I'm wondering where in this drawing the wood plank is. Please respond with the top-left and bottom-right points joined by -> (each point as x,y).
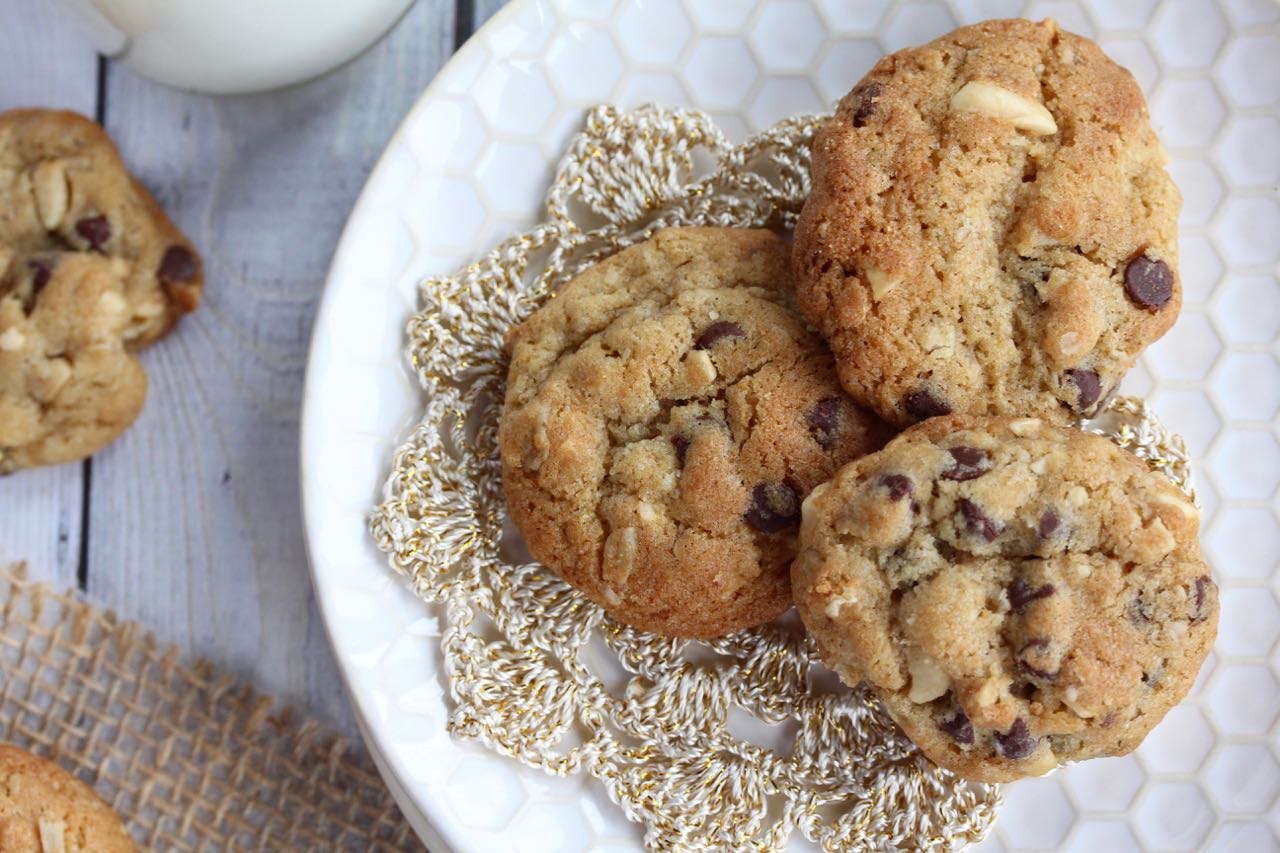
86,0 -> 456,732
0,1 -> 101,585
0,466 -> 85,584
470,0 -> 510,33
0,1 -> 100,111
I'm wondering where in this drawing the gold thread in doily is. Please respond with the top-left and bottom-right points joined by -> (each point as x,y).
370,105 -> 1196,852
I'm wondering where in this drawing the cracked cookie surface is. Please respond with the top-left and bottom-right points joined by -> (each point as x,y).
793,19 -> 1180,426
0,744 -> 137,852
500,228 -> 892,638
0,109 -> 203,472
793,414 -> 1216,782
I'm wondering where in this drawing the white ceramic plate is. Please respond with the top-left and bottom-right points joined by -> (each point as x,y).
301,2 -> 1280,850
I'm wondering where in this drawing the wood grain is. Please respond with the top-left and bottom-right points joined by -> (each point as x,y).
0,1 -> 100,586
85,0 -> 457,730
0,2 -> 99,112
470,0 -> 510,30
0,0 -> 465,734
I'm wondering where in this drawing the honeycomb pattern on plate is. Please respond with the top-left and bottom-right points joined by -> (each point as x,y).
308,1 -> 1280,850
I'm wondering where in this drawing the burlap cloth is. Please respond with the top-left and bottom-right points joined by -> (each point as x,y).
0,563 -> 420,852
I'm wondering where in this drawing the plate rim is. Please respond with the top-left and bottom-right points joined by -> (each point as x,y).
297,2 -> 1277,851
298,1 -> 543,849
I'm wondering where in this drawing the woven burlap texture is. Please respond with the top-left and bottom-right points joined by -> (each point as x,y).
0,564 -> 418,852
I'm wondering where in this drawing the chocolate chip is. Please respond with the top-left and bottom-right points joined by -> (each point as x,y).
904,389 -> 951,421
1194,576 -> 1209,608
1127,594 -> 1154,625
850,81 -> 883,127
958,498 -> 1003,542
1191,575 -> 1213,623
744,482 -> 800,533
880,474 -> 913,502
1016,639 -> 1060,681
942,446 -> 990,481
938,707 -> 975,745
1038,509 -> 1060,539
933,538 -> 959,562
158,245 -> 198,283
1008,579 -> 1055,614
1124,254 -> 1173,311
807,397 -> 840,449
671,435 -> 690,464
1017,663 -> 1059,681
694,321 -> 745,350
1066,368 -> 1101,411
995,718 -> 1038,760
28,259 -> 51,294
1012,682 -> 1038,700
75,215 -> 111,252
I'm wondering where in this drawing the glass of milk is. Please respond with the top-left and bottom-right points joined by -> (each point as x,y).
55,0 -> 417,94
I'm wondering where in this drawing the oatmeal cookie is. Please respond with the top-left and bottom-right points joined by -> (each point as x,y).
0,109 -> 203,471
501,228 -> 892,637
793,414 -> 1216,782
0,253 -> 146,473
0,743 -> 136,852
793,19 -> 1180,425
0,109 -> 202,348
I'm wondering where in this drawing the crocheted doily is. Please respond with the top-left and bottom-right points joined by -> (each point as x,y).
370,105 -> 1193,852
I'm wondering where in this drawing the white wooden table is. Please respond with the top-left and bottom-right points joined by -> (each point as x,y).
0,0 -> 505,735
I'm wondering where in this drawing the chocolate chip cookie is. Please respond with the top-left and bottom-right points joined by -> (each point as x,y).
0,743 -> 137,852
793,19 -> 1180,426
793,414 -> 1216,782
0,110 -> 202,347
0,109 -> 203,471
501,228 -> 892,638
0,254 -> 147,472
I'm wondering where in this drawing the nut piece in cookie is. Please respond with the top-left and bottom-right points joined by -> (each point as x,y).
0,109 -> 204,472
0,743 -> 137,852
793,414 -> 1217,782
0,109 -> 203,349
0,255 -> 147,473
500,227 -> 893,638
793,19 -> 1181,425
